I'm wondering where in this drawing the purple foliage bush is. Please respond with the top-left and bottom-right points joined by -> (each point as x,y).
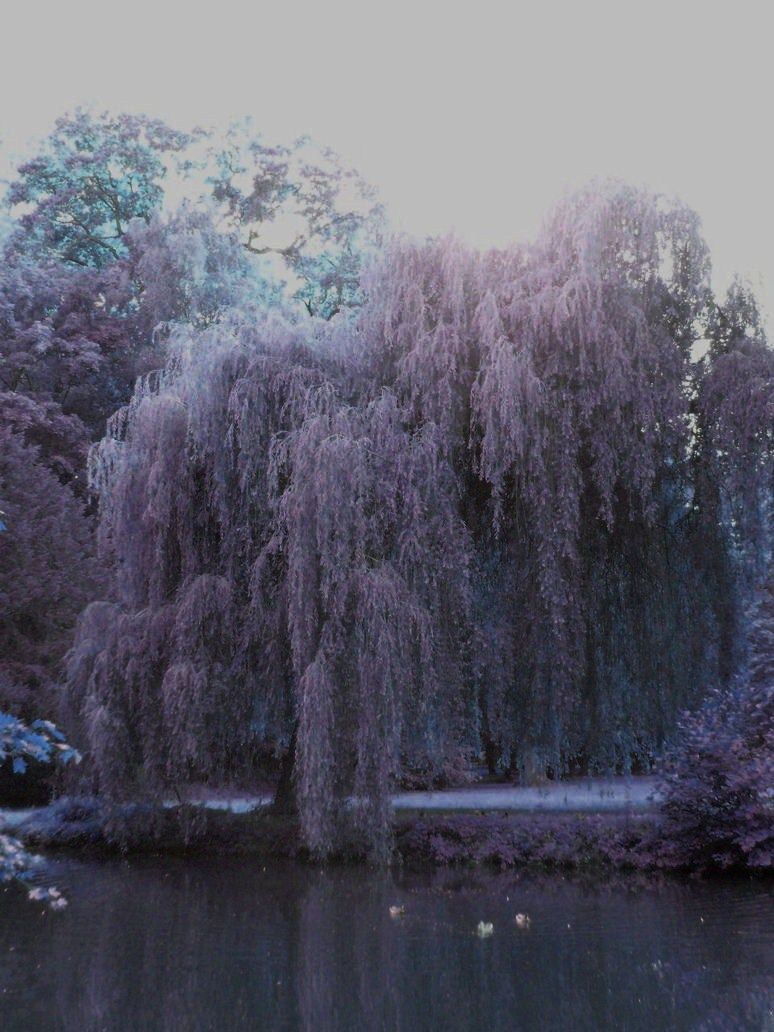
0,428 -> 101,712
659,580 -> 773,870
396,814 -> 655,869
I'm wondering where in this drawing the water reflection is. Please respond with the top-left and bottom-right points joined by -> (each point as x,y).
1,858 -> 772,1031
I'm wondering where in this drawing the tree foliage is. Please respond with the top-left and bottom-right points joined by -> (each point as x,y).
7,110 -> 383,320
7,110 -> 191,268
0,712 -> 78,904
208,125 -> 384,318
660,576 -> 774,869
64,182 -> 773,856
0,428 -> 101,712
0,251 -> 153,453
0,712 -> 80,773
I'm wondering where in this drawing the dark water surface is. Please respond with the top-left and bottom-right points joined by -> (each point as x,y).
0,855 -> 771,1031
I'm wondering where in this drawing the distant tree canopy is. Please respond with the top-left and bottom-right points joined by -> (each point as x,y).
7,109 -> 384,316
208,123 -> 384,318
63,183 -> 773,857
7,111 -> 192,268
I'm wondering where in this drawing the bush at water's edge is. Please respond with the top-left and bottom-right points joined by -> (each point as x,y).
657,579 -> 773,872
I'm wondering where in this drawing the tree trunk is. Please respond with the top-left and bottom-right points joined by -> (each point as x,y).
484,737 -> 501,777
272,720 -> 298,815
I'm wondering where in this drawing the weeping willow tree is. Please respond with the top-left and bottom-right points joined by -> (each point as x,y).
65,310 -> 473,855
65,183 -> 773,856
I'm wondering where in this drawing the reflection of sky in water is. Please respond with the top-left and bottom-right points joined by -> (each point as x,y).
1,857 -> 771,1031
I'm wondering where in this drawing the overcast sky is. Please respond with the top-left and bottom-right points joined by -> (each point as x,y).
1,0 -> 772,316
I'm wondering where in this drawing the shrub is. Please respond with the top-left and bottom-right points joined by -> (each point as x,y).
659,580 -> 773,869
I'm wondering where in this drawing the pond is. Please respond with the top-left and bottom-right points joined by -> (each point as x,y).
0,856 -> 772,1031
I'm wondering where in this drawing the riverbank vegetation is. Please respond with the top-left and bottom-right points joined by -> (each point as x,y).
0,714 -> 78,903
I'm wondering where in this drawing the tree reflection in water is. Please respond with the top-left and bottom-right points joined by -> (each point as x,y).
0,858 -> 771,1031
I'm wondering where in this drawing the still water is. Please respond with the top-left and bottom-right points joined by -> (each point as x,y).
0,856 -> 772,1031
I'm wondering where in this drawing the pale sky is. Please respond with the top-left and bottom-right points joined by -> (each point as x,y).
1,0 -> 772,317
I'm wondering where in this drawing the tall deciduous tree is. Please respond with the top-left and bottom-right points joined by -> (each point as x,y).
7,111 -> 191,268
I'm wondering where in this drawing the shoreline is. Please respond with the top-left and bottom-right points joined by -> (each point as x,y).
10,795 -> 768,878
